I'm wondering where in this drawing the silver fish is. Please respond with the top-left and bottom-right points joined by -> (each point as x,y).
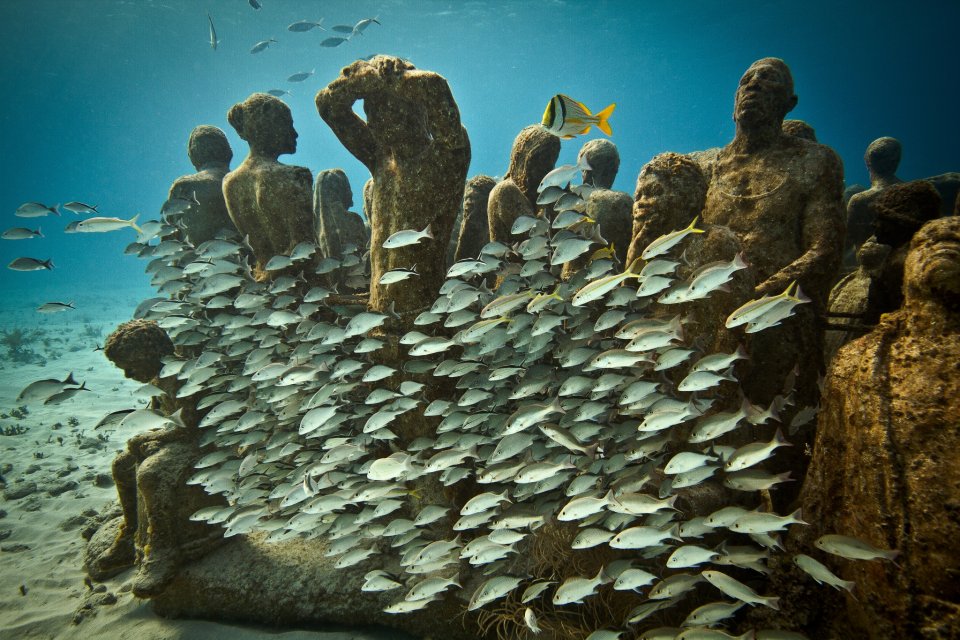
267,89 -> 291,97
383,224 -> 433,249
8,257 -> 53,271
321,36 -> 350,47
207,13 -> 219,50
793,554 -> 855,592
538,155 -> 591,192
2,227 -> 43,240
640,216 -> 705,260
813,534 -> 899,563
15,202 -> 59,217
63,201 -> 99,214
287,69 -> 316,82
701,570 -> 780,609
250,38 -> 278,54
288,20 -> 325,32
37,301 -> 75,313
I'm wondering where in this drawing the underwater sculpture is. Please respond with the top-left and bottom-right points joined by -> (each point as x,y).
313,168 -> 370,261
89,319 -> 223,597
781,118 -> 817,142
165,125 -> 237,246
487,124 -> 561,244
845,136 -> 905,268
625,152 -> 709,267
223,93 -> 315,274
797,215 -> 960,639
451,174 -> 496,265
693,57 -> 845,411
83,57 -> 893,640
576,139 -> 632,266
316,55 -> 470,316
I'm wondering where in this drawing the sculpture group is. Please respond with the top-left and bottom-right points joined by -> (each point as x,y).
86,55 -> 958,639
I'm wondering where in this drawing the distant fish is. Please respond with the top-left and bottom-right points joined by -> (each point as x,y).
287,69 -> 315,82
288,19 -> 325,32
541,93 -> 615,139
249,0 -> 261,9
250,38 -> 278,54
331,24 -> 355,34
15,202 -> 59,218
1,227 -> 43,240
75,214 -> 143,234
267,88 -> 291,97
63,201 -> 99,215
207,13 -> 219,50
161,192 -> 199,217
353,16 -> 381,34
8,257 -> 53,271
321,36 -> 350,47
37,301 -> 75,313
383,224 -> 433,249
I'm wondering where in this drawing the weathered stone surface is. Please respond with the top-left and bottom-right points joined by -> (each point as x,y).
924,171 -> 960,217
153,535 -> 468,639
487,124 -> 559,245
845,136 -> 904,268
451,174 -> 495,265
103,319 -> 173,383
625,151 -> 708,267
224,93 -> 315,275
84,515 -> 131,581
782,118 -> 817,141
693,57 -> 845,410
3,481 -> 37,500
796,216 -> 960,639
167,125 -> 236,246
314,168 -> 369,261
577,139 -> 631,266
316,56 -> 470,317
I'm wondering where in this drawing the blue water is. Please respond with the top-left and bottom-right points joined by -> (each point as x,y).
0,0 -> 957,311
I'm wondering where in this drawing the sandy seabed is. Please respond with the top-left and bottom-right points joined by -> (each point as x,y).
0,288 -> 406,640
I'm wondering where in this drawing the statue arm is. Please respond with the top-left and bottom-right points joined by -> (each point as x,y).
315,63 -> 381,172
756,150 -> 845,299
407,72 -> 468,150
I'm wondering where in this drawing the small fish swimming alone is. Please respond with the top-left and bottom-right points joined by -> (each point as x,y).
541,94 -> 616,139
383,225 -> 433,249
288,19 -> 325,32
15,202 -> 59,218
287,69 -> 316,82
2,227 -> 43,240
63,201 -> 99,215
250,38 -> 278,54
249,0 -> 261,9
75,214 -> 143,234
207,13 -> 219,50
321,36 -> 350,47
8,257 -> 54,271
267,89 -> 291,97
37,301 -> 75,313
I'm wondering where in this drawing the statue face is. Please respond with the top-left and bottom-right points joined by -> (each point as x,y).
905,219 -> 960,304
734,61 -> 795,128
277,109 -> 297,155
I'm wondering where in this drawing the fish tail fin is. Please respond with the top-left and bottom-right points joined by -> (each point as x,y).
733,251 -> 749,270
422,224 -> 434,240
129,214 -> 143,234
790,507 -> 808,525
594,103 -> 615,136
765,595 -> 781,611
687,215 -> 705,234
45,259 -> 55,270
63,372 -> 77,386
52,204 -> 61,216
625,255 -> 644,276
774,427 -> 791,447
37,226 -> 44,238
577,153 -> 593,173
92,204 -> 99,213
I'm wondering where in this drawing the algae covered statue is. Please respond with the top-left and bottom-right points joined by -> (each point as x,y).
316,55 -> 470,316
165,125 -> 237,245
798,216 -> 960,639
313,167 -> 370,261
844,136 -> 904,267
575,139 -> 632,265
694,57 -> 845,407
223,93 -> 315,275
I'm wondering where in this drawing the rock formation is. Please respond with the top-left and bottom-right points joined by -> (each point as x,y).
165,125 -> 237,246
223,93 -> 315,274
577,139 -> 632,266
316,55 -> 470,317
797,216 -> 960,639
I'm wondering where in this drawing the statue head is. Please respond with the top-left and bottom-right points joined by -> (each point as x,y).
634,152 -> 708,222
903,216 -> 960,312
733,57 -> 797,130
103,319 -> 174,383
187,125 -> 232,170
864,136 -> 902,179
578,139 -> 620,189
873,180 -> 941,247
463,174 -> 497,223
507,125 -> 561,203
227,93 -> 297,158
782,119 -> 817,142
361,56 -> 426,153
317,168 -> 353,209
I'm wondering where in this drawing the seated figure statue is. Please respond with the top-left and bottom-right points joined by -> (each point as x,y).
316,56 -> 470,316
451,174 -> 496,265
577,139 -> 632,266
314,168 -> 370,259
845,137 -> 904,268
487,124 -> 560,245
223,93 -> 315,275
166,125 -> 236,246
